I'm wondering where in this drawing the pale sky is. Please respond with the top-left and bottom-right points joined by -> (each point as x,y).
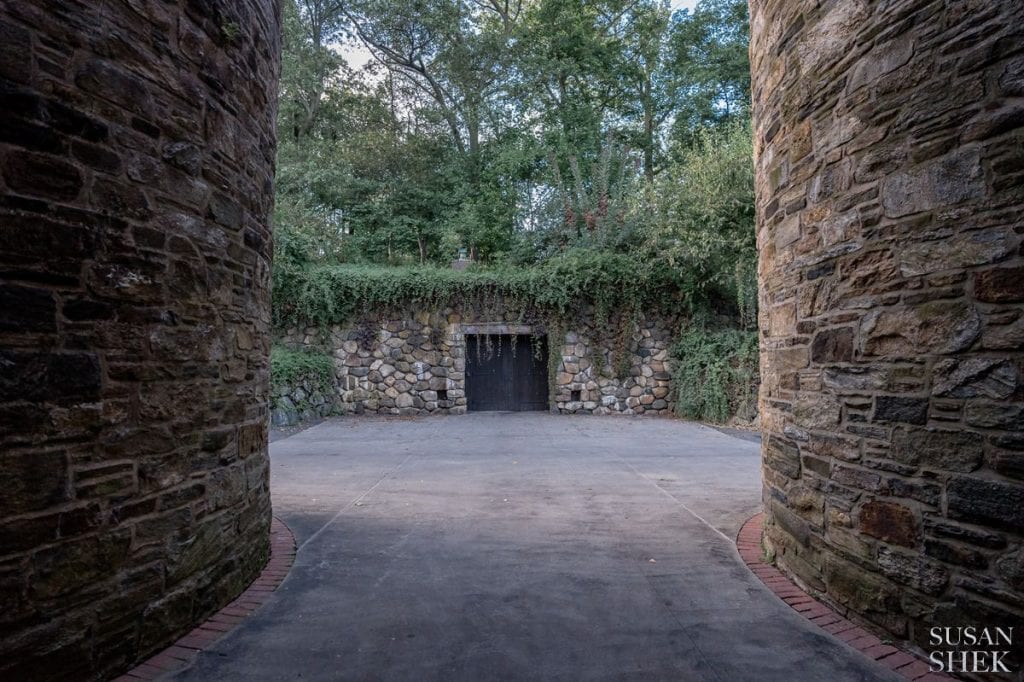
340,0 -> 701,70
671,0 -> 700,11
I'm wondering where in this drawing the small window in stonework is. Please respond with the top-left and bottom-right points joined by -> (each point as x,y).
571,390 -> 581,402
437,389 -> 448,401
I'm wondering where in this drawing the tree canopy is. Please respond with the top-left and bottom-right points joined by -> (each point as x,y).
274,0 -> 754,322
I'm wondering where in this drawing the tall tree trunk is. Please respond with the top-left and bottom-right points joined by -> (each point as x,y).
465,105 -> 482,258
642,75 -> 655,186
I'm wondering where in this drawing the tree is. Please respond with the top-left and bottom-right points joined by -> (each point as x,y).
280,0 -> 349,141
272,0 -> 755,285
667,0 -> 751,147
609,0 -> 674,185
646,120 -> 756,327
337,0 -> 532,258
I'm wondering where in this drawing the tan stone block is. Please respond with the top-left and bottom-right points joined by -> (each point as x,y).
790,391 -> 839,428
766,346 -> 808,373
774,213 -> 801,250
769,300 -> 797,333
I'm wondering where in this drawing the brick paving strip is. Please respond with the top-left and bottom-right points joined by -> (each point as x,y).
737,512 -> 954,682
113,517 -> 297,681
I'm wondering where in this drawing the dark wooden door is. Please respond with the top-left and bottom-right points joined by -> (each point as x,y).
511,335 -> 549,410
465,335 -> 548,411
465,335 -> 508,411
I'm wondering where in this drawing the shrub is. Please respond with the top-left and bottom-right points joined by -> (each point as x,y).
670,324 -> 758,423
270,346 -> 335,399
646,119 -> 756,328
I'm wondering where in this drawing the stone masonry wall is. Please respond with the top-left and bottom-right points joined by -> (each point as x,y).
751,0 -> 1024,668
0,1 -> 279,679
271,379 -> 338,428
278,306 -> 675,417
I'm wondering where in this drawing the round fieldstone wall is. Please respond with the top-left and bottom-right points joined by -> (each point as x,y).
0,1 -> 279,679
752,0 -> 1024,665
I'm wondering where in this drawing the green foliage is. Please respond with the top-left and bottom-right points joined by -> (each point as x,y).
546,317 -> 567,409
272,250 -> 690,330
644,118 -> 755,327
221,21 -> 241,42
272,0 -> 760,426
543,134 -> 643,251
670,323 -> 758,424
668,0 -> 751,146
273,0 -> 754,269
270,347 -> 335,400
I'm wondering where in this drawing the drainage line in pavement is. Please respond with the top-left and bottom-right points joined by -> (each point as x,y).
296,453 -> 416,554
618,459 -> 735,545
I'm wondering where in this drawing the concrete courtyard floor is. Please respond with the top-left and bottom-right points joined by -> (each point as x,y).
174,414 -> 900,681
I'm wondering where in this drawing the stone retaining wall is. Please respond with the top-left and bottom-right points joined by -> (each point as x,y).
278,306 -> 676,416
271,379 -> 338,427
751,0 -> 1024,668
0,1 -> 279,679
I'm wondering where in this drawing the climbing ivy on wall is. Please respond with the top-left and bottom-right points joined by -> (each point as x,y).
670,324 -> 758,424
546,318 -> 567,408
272,250 -> 695,330
270,346 -> 335,399
273,250 -> 760,424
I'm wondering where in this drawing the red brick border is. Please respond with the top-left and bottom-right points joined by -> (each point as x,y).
113,516 -> 297,681
738,513 -> 952,681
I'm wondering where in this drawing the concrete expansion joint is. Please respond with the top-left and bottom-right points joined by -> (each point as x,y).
737,513 -> 953,682
113,517 -> 297,681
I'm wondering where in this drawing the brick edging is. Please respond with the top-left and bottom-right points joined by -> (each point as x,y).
737,513 -> 953,682
113,516 -> 297,681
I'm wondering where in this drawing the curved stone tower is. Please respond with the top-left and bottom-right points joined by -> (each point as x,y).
751,0 -> 1024,664
0,2 -> 279,678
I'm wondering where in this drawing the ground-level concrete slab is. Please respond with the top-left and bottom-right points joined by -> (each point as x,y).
172,414 -> 900,681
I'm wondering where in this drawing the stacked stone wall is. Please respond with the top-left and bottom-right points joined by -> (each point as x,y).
277,306 -> 676,418
271,379 -> 338,427
751,0 -> 1024,667
0,1 -> 279,678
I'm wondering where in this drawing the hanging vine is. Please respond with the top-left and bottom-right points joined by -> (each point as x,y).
605,304 -> 641,380
272,250 -> 689,332
546,317 -> 567,410
273,252 -> 694,403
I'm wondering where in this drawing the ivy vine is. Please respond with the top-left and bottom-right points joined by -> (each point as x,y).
270,347 -> 335,408
272,249 -> 691,331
